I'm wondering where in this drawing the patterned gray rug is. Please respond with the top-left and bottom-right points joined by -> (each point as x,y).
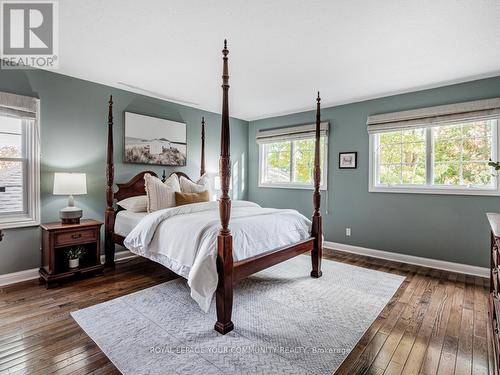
71,256 -> 404,375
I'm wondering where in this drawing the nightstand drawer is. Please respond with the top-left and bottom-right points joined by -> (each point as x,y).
55,229 -> 96,246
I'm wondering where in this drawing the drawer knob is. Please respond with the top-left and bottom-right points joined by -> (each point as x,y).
71,233 -> 82,239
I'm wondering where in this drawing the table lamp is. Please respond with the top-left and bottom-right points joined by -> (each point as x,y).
53,173 -> 87,224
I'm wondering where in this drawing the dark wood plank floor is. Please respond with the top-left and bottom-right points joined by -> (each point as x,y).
0,250 -> 492,375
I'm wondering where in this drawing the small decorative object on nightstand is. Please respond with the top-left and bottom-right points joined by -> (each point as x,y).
53,172 -> 87,224
66,246 -> 86,268
39,219 -> 103,288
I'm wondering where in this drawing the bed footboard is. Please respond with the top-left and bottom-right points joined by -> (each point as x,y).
234,238 -> 314,281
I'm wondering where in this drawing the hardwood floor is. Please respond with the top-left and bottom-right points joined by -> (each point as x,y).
0,250 -> 492,375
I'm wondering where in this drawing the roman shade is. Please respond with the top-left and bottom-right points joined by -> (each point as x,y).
367,98 -> 500,134
0,92 -> 39,119
256,122 -> 329,144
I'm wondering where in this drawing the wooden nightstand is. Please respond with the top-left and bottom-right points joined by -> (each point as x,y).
39,219 -> 104,288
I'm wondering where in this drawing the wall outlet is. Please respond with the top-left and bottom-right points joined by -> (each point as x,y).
346,228 -> 351,236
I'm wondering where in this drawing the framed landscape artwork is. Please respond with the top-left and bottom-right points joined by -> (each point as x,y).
124,112 -> 187,166
339,152 -> 357,169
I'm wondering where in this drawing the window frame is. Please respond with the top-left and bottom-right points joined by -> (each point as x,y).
369,118 -> 500,196
258,135 -> 328,190
0,99 -> 40,229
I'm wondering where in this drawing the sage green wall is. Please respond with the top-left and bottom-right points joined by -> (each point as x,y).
2,69 -> 499,274
0,69 -> 248,275
248,76 -> 500,268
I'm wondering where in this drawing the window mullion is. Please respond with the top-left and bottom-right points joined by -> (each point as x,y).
493,119 -> 499,190
459,126 -> 464,186
22,159 -> 28,214
426,128 -> 433,186
260,145 -> 265,184
399,132 -> 403,184
374,135 -> 380,185
290,141 -> 294,183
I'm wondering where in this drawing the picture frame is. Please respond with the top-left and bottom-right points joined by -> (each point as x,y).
124,112 -> 187,166
339,152 -> 357,169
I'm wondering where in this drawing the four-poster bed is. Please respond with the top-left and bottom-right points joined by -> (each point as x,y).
104,40 -> 323,334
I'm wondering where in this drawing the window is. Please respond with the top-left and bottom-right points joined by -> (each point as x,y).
0,93 -> 40,228
368,99 -> 500,195
257,123 -> 328,189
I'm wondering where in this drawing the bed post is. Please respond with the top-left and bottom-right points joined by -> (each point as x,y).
200,116 -> 206,176
104,95 -> 115,267
311,92 -> 323,278
214,40 -> 234,335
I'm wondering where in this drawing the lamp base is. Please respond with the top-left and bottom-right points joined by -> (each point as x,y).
60,206 -> 82,225
61,217 -> 81,225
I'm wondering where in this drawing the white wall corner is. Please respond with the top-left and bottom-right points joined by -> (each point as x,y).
324,241 -> 489,278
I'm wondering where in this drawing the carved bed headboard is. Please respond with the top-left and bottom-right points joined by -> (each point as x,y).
114,170 -> 196,203
106,97 -> 205,207
104,97 -> 206,264
114,171 -> 157,202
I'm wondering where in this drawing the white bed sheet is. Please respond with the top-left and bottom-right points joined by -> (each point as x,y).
114,211 -> 147,237
124,201 -> 311,312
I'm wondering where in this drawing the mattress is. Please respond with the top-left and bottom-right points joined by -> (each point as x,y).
114,210 -> 147,237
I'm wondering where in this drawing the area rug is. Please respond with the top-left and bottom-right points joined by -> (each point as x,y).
71,256 -> 404,375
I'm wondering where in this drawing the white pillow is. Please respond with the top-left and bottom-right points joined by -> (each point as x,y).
165,173 -> 181,191
117,195 -> 148,212
144,173 -> 180,212
179,174 -> 212,198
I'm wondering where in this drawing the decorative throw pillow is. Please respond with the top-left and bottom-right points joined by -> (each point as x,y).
144,173 -> 180,212
165,173 -> 181,191
179,174 -> 212,198
117,195 -> 148,212
175,191 -> 209,206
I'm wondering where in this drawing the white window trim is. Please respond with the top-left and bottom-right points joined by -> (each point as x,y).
258,136 -> 328,190
368,119 -> 500,196
0,98 -> 40,229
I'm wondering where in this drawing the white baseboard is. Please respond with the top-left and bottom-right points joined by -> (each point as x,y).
0,268 -> 39,287
0,250 -> 137,287
0,244 -> 488,287
324,241 -> 489,278
99,250 -> 137,263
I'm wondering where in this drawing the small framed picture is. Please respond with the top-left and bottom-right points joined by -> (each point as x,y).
339,152 -> 357,169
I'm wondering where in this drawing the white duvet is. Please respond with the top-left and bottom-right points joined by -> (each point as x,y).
124,200 -> 311,311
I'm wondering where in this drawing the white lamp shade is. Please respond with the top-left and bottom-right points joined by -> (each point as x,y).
53,173 -> 87,195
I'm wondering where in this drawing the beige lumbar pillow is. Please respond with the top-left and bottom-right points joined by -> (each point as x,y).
179,174 -> 211,198
175,191 -> 209,206
144,173 -> 180,212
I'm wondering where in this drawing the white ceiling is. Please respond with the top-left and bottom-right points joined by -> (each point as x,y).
58,0 -> 500,121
